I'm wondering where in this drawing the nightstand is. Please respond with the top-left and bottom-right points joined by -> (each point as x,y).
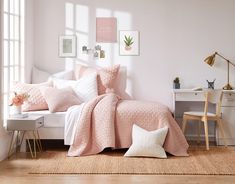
6,115 -> 44,158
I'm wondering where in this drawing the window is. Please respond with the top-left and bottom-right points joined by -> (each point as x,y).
2,0 -> 25,120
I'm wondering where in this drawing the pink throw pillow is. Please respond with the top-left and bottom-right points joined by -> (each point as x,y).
40,87 -> 82,113
74,64 -> 120,95
12,81 -> 52,111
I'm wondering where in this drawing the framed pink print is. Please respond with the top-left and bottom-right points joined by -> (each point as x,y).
96,17 -> 117,43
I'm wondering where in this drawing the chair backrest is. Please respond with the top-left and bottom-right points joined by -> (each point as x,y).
204,89 -> 223,117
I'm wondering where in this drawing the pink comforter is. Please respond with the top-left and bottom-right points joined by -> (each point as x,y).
68,93 -> 189,157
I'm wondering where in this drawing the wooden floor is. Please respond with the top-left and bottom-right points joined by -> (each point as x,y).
1,145 -> 235,184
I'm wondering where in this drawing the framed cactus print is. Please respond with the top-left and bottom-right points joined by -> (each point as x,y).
119,31 -> 139,56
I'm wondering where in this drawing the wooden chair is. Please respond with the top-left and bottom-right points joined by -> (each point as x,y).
182,90 -> 227,150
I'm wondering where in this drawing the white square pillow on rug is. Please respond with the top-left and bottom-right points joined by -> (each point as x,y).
52,73 -> 98,102
124,125 -> 168,158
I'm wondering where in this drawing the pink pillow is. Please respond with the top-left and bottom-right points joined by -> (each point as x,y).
12,81 -> 52,111
40,87 -> 82,113
74,64 -> 120,95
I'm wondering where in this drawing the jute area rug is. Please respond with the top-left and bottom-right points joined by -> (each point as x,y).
30,147 -> 235,175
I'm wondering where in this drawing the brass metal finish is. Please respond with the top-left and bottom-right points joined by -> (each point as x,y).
204,52 -> 235,90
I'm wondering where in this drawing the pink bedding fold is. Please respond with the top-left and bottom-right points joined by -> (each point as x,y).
68,93 -> 189,157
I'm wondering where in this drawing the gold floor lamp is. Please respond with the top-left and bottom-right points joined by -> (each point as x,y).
204,52 -> 235,90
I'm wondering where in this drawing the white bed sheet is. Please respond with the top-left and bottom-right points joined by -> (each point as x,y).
64,103 -> 85,145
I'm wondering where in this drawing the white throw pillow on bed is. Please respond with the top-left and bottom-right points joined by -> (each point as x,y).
124,125 -> 168,158
52,73 -> 98,102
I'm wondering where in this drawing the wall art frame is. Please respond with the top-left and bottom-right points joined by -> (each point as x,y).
59,35 -> 77,58
119,30 -> 140,56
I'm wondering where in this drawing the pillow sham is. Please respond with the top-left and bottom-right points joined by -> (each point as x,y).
74,64 -> 120,95
49,70 -> 74,80
12,81 -> 52,111
124,125 -> 168,158
40,87 -> 82,113
52,73 -> 98,102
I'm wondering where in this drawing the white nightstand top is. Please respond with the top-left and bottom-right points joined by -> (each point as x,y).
6,115 -> 44,131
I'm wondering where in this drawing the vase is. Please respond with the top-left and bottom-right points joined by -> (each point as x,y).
11,105 -> 22,115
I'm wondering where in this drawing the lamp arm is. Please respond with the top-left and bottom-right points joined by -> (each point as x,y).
216,52 -> 235,67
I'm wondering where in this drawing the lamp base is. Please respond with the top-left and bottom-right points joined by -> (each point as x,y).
223,83 -> 234,90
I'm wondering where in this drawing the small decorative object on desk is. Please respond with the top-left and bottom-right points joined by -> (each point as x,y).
9,92 -> 29,116
173,77 -> 180,89
207,79 -> 216,89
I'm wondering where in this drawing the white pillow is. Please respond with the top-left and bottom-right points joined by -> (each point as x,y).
124,125 -> 168,158
52,73 -> 98,102
50,70 -> 74,80
32,66 -> 51,84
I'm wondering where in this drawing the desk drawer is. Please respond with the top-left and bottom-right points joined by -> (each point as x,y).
222,92 -> 235,106
175,92 -> 204,101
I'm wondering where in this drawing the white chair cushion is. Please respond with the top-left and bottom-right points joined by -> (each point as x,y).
184,111 -> 216,117
124,124 -> 168,158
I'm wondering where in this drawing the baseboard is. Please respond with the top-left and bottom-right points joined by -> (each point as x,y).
185,134 -> 215,142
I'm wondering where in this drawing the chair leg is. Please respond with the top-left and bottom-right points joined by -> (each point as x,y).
217,119 -> 227,147
197,121 -> 201,144
182,116 -> 187,134
203,120 -> 209,150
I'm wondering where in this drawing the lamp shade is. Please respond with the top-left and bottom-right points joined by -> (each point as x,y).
204,53 -> 216,66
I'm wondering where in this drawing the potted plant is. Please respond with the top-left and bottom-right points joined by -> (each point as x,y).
124,35 -> 134,51
173,77 -> 180,89
9,92 -> 29,115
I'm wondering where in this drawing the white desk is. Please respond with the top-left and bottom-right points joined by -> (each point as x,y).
173,89 -> 235,145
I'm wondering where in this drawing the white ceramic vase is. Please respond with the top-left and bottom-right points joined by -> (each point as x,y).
11,105 -> 22,115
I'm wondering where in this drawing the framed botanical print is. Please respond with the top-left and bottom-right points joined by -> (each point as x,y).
59,35 -> 77,57
119,31 -> 139,56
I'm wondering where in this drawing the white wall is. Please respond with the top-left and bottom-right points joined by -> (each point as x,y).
25,0 -> 35,83
0,0 -> 10,161
33,0 -> 235,111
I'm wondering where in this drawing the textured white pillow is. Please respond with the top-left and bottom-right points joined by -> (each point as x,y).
124,125 -> 168,158
52,73 -> 98,102
49,70 -> 74,80
32,66 -> 51,84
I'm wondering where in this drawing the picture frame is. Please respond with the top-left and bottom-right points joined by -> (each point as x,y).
96,17 -> 117,43
59,35 -> 77,58
119,31 -> 140,56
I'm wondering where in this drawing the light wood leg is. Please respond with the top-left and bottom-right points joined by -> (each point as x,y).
36,130 -> 43,152
182,116 -> 187,134
217,119 -> 227,147
197,121 -> 201,144
203,120 -> 209,150
26,132 -> 34,158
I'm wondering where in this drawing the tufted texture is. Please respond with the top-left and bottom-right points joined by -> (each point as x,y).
12,81 -> 52,111
74,64 -> 120,95
68,93 -> 189,157
40,87 -> 82,113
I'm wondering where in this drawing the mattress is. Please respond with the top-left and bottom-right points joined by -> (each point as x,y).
27,110 -> 66,128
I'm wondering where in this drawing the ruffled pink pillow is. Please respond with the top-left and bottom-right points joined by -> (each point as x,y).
12,81 -> 52,111
40,87 -> 82,113
74,64 -> 120,95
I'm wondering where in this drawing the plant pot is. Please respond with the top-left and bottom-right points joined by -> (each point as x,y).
125,46 -> 132,51
173,83 -> 180,89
